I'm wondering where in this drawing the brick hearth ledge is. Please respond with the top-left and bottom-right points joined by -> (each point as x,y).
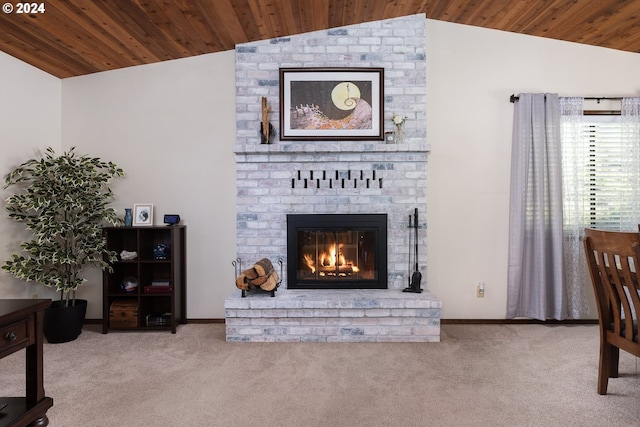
225,289 -> 442,342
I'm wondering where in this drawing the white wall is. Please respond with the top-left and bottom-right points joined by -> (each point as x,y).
61,51 -> 236,319
4,19 -> 640,319
0,51 -> 61,300
426,20 -> 640,318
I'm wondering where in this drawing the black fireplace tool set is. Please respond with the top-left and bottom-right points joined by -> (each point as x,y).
403,208 -> 423,293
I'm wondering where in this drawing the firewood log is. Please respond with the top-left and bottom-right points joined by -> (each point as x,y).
253,258 -> 274,276
235,273 -> 249,290
260,270 -> 280,291
248,274 -> 269,286
241,267 -> 259,280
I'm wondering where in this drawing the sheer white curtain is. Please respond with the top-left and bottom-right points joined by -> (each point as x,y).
507,93 -> 567,320
560,97 -> 590,318
562,98 -> 640,319
620,98 -> 640,322
621,98 -> 640,230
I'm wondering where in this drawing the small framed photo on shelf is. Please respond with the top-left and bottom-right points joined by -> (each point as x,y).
384,131 -> 395,144
133,203 -> 153,226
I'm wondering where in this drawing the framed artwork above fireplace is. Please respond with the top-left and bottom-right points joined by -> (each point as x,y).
279,67 -> 384,141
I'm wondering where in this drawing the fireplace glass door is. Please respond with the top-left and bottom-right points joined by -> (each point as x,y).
287,214 -> 387,289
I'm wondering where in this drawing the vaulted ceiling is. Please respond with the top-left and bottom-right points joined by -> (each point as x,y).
0,0 -> 638,79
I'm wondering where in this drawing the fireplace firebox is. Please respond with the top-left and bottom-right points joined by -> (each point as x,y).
287,214 -> 387,289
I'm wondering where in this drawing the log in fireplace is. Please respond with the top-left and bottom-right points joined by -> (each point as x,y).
286,214 -> 387,289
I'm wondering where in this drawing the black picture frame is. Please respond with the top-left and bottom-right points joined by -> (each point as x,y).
279,67 -> 384,141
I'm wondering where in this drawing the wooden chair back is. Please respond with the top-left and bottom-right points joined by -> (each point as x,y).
583,228 -> 640,394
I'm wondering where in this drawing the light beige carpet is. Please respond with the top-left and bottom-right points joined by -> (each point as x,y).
1,323 -> 638,426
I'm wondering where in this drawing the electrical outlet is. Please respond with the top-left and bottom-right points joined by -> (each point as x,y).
31,293 -> 39,299
476,283 -> 485,298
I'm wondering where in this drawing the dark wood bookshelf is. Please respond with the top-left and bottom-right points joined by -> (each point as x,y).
102,226 -> 186,334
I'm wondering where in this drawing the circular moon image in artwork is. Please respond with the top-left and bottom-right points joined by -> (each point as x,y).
331,82 -> 361,111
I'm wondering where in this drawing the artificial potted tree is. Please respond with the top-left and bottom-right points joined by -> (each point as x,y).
3,147 -> 124,343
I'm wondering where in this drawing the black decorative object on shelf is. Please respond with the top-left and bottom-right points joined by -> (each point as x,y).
146,312 -> 172,326
121,276 -> 138,292
153,243 -> 170,260
164,214 -> 180,225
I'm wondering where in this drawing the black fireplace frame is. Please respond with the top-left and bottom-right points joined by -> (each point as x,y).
286,213 -> 387,289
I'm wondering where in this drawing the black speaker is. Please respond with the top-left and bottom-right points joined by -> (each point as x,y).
163,214 -> 180,225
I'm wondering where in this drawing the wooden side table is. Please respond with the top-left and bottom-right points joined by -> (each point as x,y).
0,299 -> 53,427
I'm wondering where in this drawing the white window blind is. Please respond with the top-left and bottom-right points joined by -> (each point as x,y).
563,115 -> 633,230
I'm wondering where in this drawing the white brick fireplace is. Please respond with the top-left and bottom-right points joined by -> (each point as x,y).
224,14 -> 442,342
233,140 -> 429,286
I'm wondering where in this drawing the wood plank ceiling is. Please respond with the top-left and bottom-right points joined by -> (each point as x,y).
0,0 -> 638,79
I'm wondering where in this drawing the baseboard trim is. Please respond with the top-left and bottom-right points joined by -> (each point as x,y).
186,318 -> 225,324
84,318 -> 226,324
86,318 -> 598,325
441,319 -> 598,325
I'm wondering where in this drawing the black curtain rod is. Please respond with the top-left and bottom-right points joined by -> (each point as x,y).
510,94 -> 624,103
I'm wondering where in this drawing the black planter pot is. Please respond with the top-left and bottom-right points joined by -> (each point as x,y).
43,299 -> 87,343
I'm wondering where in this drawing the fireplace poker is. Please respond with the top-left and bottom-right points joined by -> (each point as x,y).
232,257 -> 242,279
404,208 -> 423,293
407,213 -> 412,288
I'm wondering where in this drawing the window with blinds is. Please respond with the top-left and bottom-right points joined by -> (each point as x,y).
573,115 -> 631,229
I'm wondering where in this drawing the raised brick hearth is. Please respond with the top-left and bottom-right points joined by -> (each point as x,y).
225,289 -> 441,342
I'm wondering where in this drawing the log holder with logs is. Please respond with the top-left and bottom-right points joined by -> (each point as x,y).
233,257 -> 283,297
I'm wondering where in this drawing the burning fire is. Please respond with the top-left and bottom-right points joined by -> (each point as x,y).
303,243 -> 359,276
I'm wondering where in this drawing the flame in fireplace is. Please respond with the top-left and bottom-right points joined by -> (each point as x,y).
303,243 -> 360,276
303,254 -> 316,273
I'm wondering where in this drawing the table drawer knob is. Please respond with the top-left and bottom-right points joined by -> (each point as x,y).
5,331 -> 17,341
